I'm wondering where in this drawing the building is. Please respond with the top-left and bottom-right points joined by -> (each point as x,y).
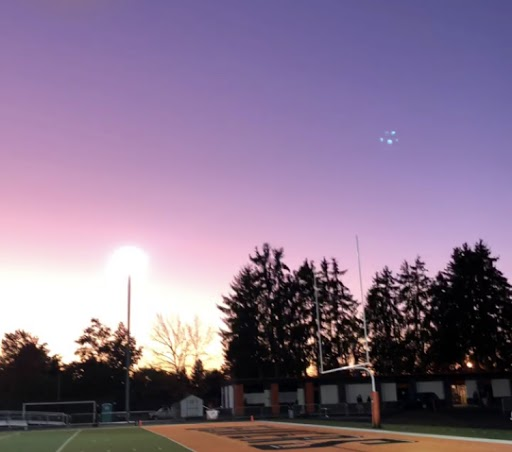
174,395 -> 204,419
220,371 -> 512,417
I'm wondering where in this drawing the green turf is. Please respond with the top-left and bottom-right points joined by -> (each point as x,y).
278,418 -> 512,441
382,423 -> 512,441
0,427 -> 190,452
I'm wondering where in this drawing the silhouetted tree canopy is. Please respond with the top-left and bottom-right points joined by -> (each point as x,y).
0,330 -> 60,409
428,240 -> 512,372
220,244 -> 360,379
366,266 -> 405,374
397,257 -> 432,373
220,240 -> 512,379
1,239 -> 511,411
75,318 -> 143,369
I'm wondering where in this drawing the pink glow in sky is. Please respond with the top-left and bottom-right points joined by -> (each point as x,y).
1,1 -> 511,364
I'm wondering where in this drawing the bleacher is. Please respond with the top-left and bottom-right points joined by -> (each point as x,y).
0,410 -> 70,429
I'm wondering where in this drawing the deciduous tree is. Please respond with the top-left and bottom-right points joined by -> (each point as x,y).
151,314 -> 214,374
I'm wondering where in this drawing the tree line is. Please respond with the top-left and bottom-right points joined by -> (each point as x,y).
0,317 -> 224,411
219,240 -> 512,379
3,238 -> 510,410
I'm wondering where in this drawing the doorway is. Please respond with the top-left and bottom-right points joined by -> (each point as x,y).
451,384 -> 467,405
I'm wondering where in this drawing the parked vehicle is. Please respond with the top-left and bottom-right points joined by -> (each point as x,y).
148,406 -> 175,420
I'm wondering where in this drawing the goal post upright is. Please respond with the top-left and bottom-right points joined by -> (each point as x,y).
356,235 -> 371,366
313,236 -> 381,428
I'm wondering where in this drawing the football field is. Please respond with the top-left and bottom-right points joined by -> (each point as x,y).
2,421 -> 512,452
0,427 -> 188,452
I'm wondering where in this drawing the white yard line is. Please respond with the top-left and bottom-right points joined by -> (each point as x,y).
265,420 -> 512,445
55,429 -> 81,452
146,428 -> 197,452
0,432 -> 18,440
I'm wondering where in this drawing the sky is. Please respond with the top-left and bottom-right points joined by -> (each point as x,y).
1,0 -> 511,366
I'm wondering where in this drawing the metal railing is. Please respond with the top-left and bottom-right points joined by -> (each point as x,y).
0,401 -> 403,429
217,403 -> 376,420
232,402 -> 402,419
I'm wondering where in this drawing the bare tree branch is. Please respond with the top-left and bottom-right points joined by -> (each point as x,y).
150,314 -> 214,374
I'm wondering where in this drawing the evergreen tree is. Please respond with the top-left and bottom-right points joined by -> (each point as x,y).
428,272 -> 457,371
293,260 -> 318,375
219,266 -> 266,378
201,369 -> 227,407
315,259 -> 361,370
191,359 -> 206,397
366,267 -> 405,374
429,241 -> 512,372
220,245 -> 315,379
249,244 -> 294,378
397,257 -> 432,373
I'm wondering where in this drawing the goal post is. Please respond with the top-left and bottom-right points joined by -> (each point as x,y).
313,238 -> 381,428
22,400 -> 97,425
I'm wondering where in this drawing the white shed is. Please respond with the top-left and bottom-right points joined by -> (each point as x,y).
179,395 -> 204,418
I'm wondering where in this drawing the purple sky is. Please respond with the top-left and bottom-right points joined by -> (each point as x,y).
1,0 -> 511,363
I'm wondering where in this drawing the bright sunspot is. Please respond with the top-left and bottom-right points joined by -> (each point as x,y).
105,245 -> 150,282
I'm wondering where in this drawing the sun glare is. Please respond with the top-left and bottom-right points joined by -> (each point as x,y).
105,245 -> 149,281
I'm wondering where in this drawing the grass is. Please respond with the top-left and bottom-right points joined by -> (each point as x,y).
0,427 -> 189,452
277,418 -> 512,441
4,417 -> 512,451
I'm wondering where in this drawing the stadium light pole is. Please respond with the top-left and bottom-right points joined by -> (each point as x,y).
107,245 -> 148,425
125,275 -> 131,423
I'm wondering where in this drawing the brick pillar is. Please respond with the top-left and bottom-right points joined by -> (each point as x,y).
371,391 -> 381,428
271,383 -> 280,415
305,381 -> 315,414
234,384 -> 244,416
